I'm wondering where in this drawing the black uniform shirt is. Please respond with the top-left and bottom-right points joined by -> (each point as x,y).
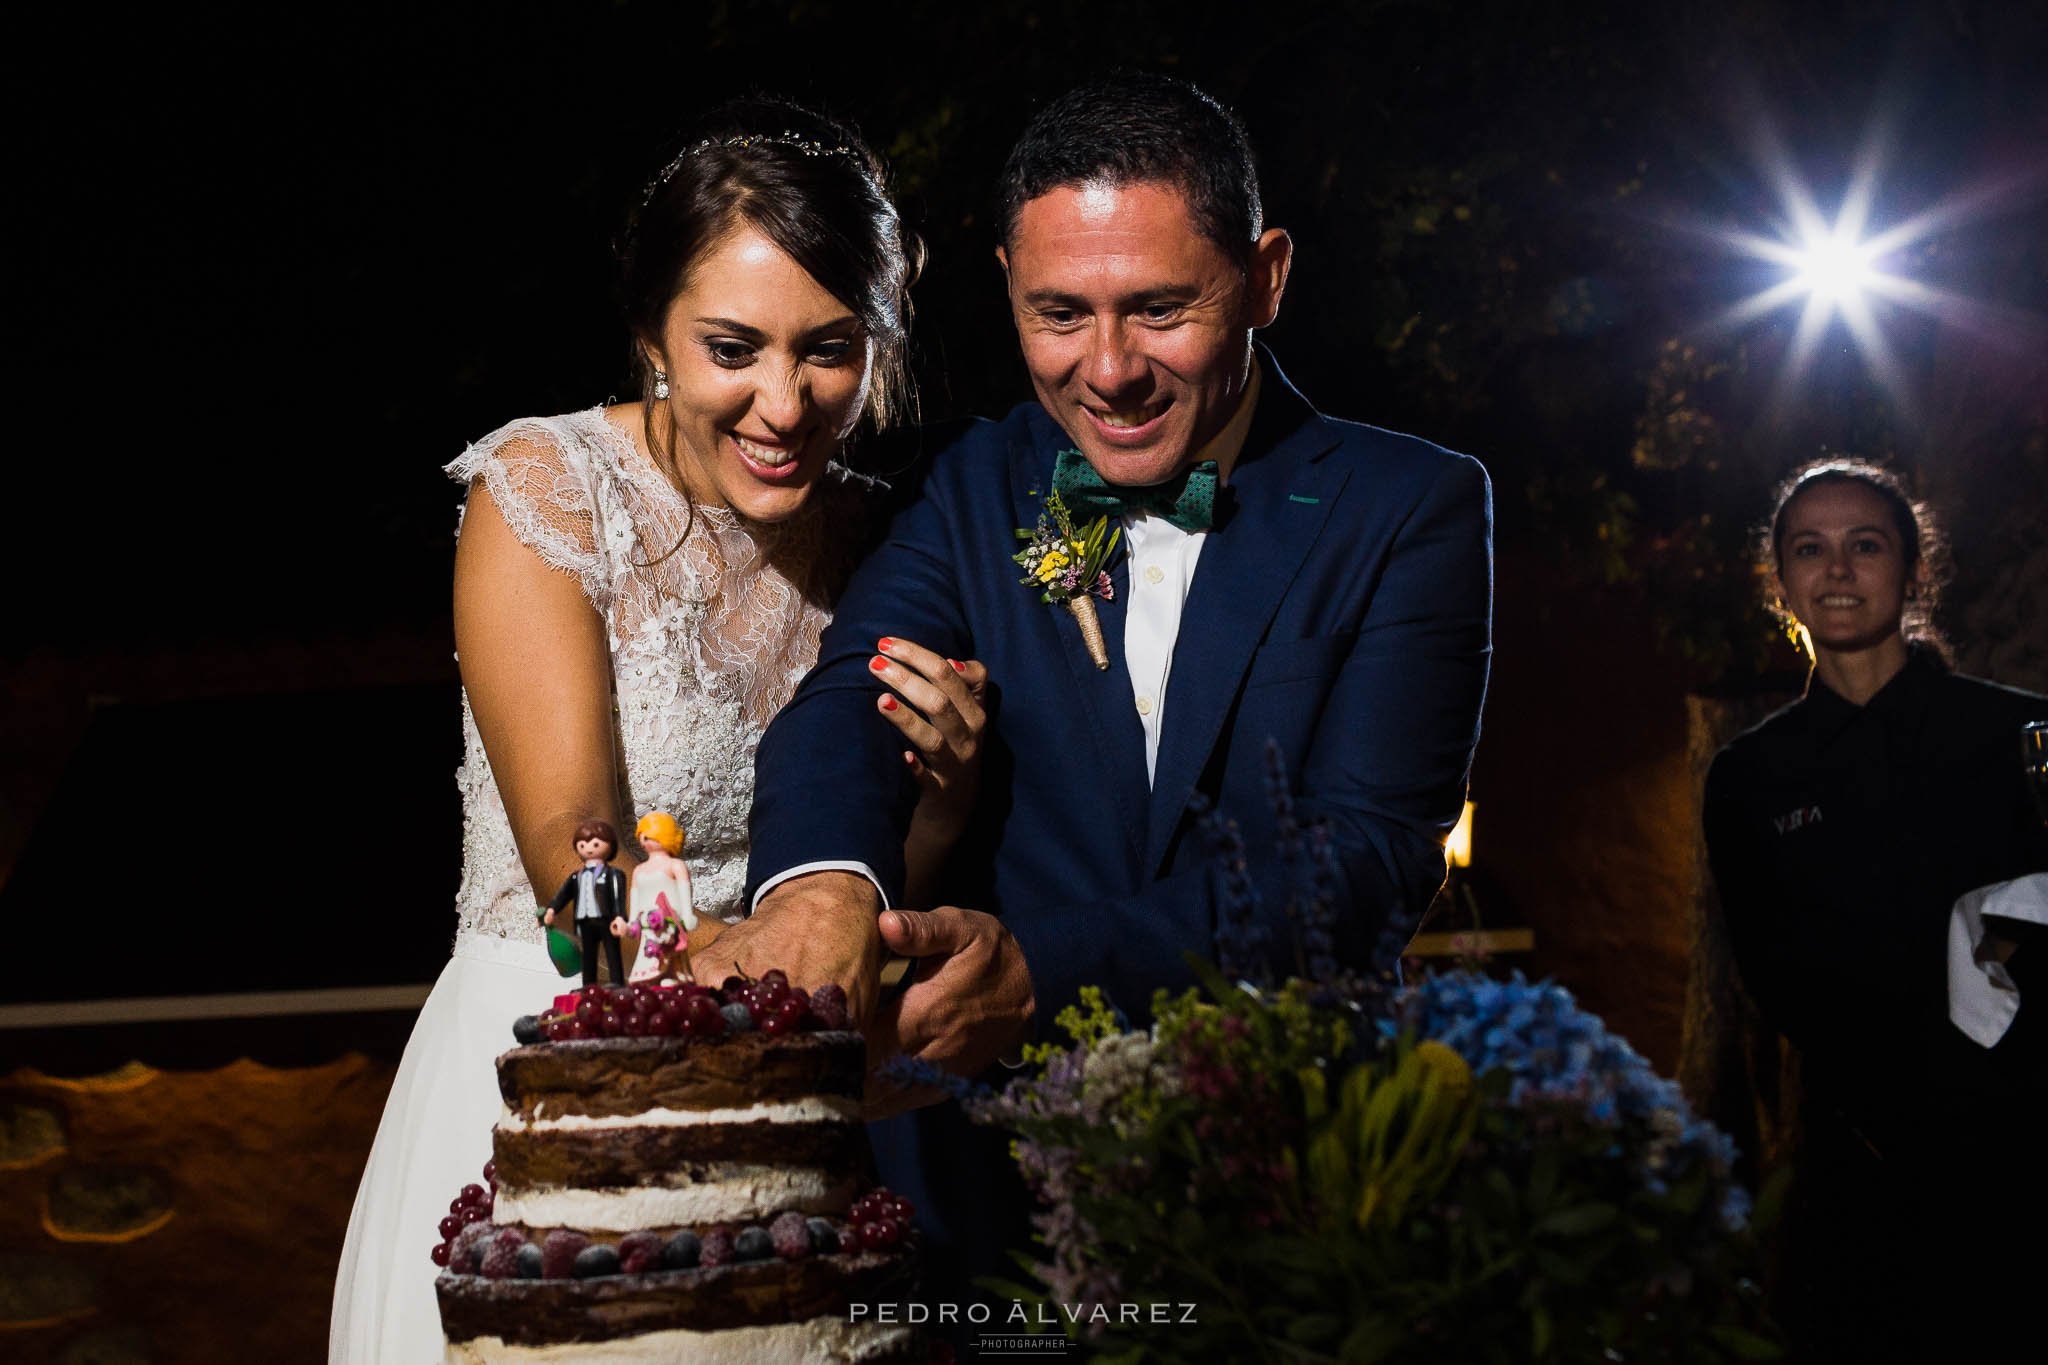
1704,647 -> 2047,1151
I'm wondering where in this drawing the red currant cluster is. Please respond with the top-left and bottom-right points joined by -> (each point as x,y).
537,982 -> 705,1040
848,1187 -> 914,1251
723,969 -> 823,1036
429,1159 -> 498,1267
436,1200 -> 913,1280
525,971 -> 853,1042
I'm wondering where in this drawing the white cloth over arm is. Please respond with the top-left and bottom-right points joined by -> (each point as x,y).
1948,871 -> 2048,1047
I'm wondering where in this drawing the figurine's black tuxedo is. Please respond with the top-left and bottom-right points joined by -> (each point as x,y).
548,863 -> 627,986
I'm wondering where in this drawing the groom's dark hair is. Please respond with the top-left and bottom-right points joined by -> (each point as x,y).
997,72 -> 1262,257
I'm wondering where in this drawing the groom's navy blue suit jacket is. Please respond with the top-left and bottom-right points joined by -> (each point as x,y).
746,348 -> 1490,1292
747,348 -> 1493,1023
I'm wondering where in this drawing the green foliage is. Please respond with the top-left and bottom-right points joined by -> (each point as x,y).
1303,1040 -> 1479,1235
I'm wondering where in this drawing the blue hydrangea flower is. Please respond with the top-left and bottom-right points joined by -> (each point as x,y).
1387,971 -> 1748,1231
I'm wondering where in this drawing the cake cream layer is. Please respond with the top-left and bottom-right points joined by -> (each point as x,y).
492,1165 -> 856,1230
500,1096 -> 859,1131
497,1033 -> 862,1121
444,1318 -> 918,1364
437,1242 -> 918,1346
494,1115 -> 867,1188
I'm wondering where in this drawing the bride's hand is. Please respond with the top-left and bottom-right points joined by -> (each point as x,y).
870,636 -> 990,842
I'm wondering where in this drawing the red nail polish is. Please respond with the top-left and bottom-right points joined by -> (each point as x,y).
881,694 -> 898,711
870,656 -> 889,672
948,658 -> 965,672
878,637 -> 894,651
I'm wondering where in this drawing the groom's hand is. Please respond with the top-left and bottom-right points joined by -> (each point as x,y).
690,872 -> 885,1024
864,906 -> 1034,1119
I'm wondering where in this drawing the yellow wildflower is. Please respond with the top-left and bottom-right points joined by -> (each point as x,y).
1409,1040 -> 1474,1099
1035,549 -> 1070,583
1054,986 -> 1121,1048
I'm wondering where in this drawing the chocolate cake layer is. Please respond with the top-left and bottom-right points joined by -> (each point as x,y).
494,1119 -> 867,1189
437,1242 -> 917,1346
487,1216 -> 840,1244
497,1032 -> 864,1120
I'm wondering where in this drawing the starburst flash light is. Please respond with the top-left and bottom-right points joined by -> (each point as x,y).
1705,120 -> 2042,414
1717,152 -> 1936,405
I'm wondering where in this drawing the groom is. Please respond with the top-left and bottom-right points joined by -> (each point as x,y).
702,71 -> 1491,1270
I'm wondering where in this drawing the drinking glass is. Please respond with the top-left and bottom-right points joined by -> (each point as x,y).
2024,720 -> 2048,826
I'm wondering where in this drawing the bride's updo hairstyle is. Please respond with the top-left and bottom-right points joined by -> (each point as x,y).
618,97 -> 920,452
1755,456 -> 1952,659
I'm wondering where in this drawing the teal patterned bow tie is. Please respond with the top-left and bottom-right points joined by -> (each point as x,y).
1051,449 -> 1219,532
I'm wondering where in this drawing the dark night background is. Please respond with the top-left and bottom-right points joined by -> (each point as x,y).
1,1 -> 2042,1360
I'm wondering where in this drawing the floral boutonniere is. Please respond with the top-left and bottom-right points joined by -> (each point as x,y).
1013,487 -> 1121,670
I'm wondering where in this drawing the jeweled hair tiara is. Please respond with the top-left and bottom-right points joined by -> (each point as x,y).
641,131 -> 870,204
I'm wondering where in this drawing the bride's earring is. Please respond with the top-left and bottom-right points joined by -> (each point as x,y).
653,371 -> 670,400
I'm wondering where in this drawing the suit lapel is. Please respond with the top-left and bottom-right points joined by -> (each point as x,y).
1010,421 -> 1150,867
1144,366 -> 1346,872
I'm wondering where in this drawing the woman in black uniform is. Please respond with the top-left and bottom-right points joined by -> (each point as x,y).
1704,459 -> 2046,1360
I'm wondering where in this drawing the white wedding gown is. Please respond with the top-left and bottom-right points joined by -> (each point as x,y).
330,408 -> 867,1363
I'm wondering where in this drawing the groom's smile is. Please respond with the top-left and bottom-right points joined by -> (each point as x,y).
1082,397 -> 1174,447
998,179 -> 1290,488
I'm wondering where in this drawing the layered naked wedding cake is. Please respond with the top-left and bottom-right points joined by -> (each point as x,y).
433,974 -> 921,1363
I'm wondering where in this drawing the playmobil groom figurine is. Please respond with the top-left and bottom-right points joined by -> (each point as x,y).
709,68 -> 1490,1110
542,818 -> 627,987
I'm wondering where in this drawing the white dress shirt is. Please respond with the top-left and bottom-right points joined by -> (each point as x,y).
754,361 -> 1264,912
1121,517 -> 1205,783
574,861 -> 607,920
1119,360 -> 1261,783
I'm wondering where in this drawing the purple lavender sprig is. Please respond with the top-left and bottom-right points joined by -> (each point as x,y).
1229,740 -> 1386,1001
1011,1139 -> 1122,1322
1301,817 -> 1347,989
1264,738 -> 1303,866
877,1053 -> 994,1106
1190,793 -> 1265,984
1196,737 -> 1444,1017
1262,741 -> 1317,984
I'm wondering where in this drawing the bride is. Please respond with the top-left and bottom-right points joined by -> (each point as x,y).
330,96 -> 987,1362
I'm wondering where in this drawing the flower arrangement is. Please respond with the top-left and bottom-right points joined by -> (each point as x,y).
916,744 -> 1781,1362
1014,488 -> 1122,669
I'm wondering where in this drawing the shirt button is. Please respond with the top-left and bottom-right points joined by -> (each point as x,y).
1135,696 -> 1154,716
1144,565 -> 1165,585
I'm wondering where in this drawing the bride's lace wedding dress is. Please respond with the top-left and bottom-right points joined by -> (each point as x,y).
330,408 -> 872,1363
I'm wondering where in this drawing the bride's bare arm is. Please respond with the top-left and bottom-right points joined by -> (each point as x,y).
453,482 -> 633,908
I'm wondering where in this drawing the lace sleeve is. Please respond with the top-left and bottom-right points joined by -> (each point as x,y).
446,417 -> 610,608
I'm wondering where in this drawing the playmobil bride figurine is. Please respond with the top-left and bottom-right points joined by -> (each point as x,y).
612,811 -> 698,984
